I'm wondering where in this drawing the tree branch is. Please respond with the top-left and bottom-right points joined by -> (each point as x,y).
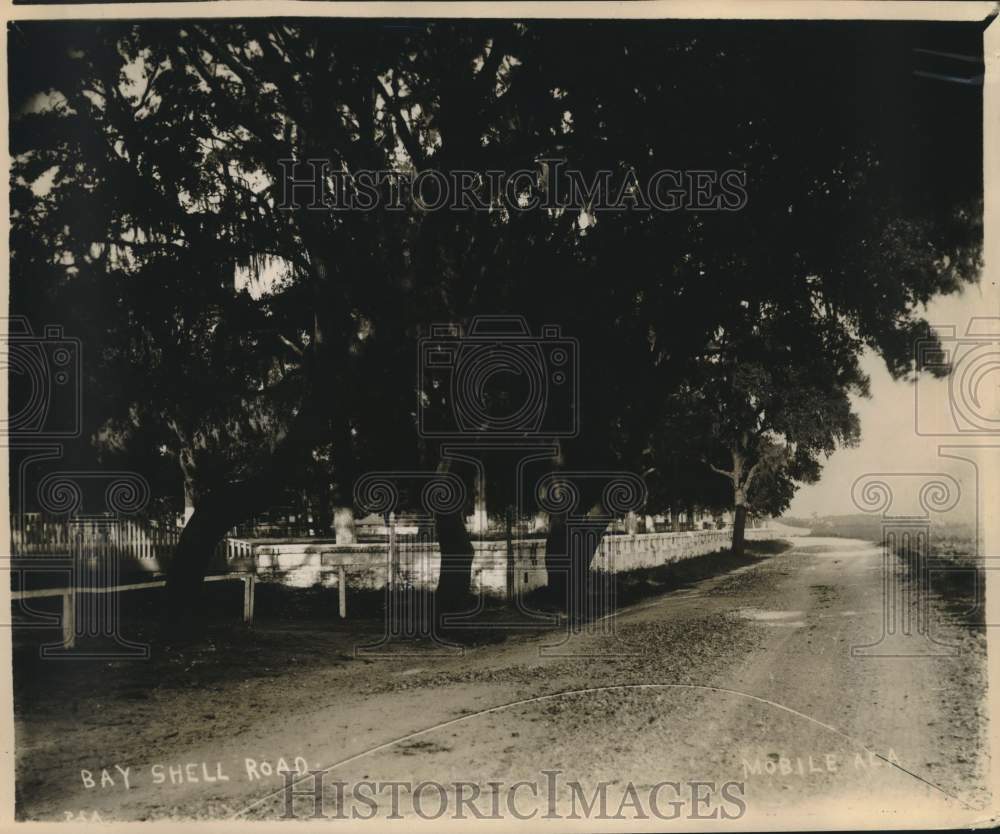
743,458 -> 766,493
474,35 -> 510,100
277,333 -> 305,357
705,459 -> 734,480
133,64 -> 164,114
379,75 -> 426,170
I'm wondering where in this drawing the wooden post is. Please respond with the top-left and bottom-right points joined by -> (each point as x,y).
338,566 -> 347,619
61,590 -> 75,649
243,576 -> 256,626
505,507 -> 514,603
473,470 -> 488,537
387,513 -> 398,590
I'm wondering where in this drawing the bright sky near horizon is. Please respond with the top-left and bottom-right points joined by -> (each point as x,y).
787,278 -> 997,521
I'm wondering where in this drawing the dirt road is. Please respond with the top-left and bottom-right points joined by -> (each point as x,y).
15,538 -> 991,827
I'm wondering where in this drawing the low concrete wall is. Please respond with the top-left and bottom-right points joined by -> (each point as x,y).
238,527 -> 776,597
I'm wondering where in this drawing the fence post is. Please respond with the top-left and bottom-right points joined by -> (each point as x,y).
61,590 -> 75,649
338,566 -> 347,619
242,576 -> 256,626
387,513 -> 398,591
505,507 -> 514,603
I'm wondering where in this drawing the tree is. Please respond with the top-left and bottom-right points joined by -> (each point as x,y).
10,20 -> 577,616
696,312 -> 863,556
10,19 -> 984,624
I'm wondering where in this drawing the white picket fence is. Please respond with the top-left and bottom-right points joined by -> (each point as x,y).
9,515 -> 252,571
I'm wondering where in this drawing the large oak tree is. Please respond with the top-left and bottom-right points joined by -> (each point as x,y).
10,18 -> 984,623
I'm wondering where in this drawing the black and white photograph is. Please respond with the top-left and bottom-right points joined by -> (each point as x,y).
3,2 -> 998,828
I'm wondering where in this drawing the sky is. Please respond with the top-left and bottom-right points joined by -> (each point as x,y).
786,278 -> 998,522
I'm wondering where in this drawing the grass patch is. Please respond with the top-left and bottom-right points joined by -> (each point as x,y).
610,539 -> 789,608
745,539 -> 792,556
517,538 -> 789,616
10,539 -> 792,655
896,531 -> 983,632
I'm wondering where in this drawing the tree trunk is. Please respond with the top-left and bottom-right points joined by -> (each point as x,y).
179,449 -> 197,526
313,476 -> 333,536
731,502 -> 748,557
544,511 -> 570,603
182,480 -> 196,526
333,506 -> 356,544
165,494 -> 247,634
708,447 -> 753,558
164,397 -> 329,629
469,469 -> 488,537
432,455 -> 477,607
544,508 -> 609,619
329,414 -> 355,543
435,509 -> 475,609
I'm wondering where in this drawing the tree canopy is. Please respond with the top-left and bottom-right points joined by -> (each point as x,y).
10,18 -> 984,614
